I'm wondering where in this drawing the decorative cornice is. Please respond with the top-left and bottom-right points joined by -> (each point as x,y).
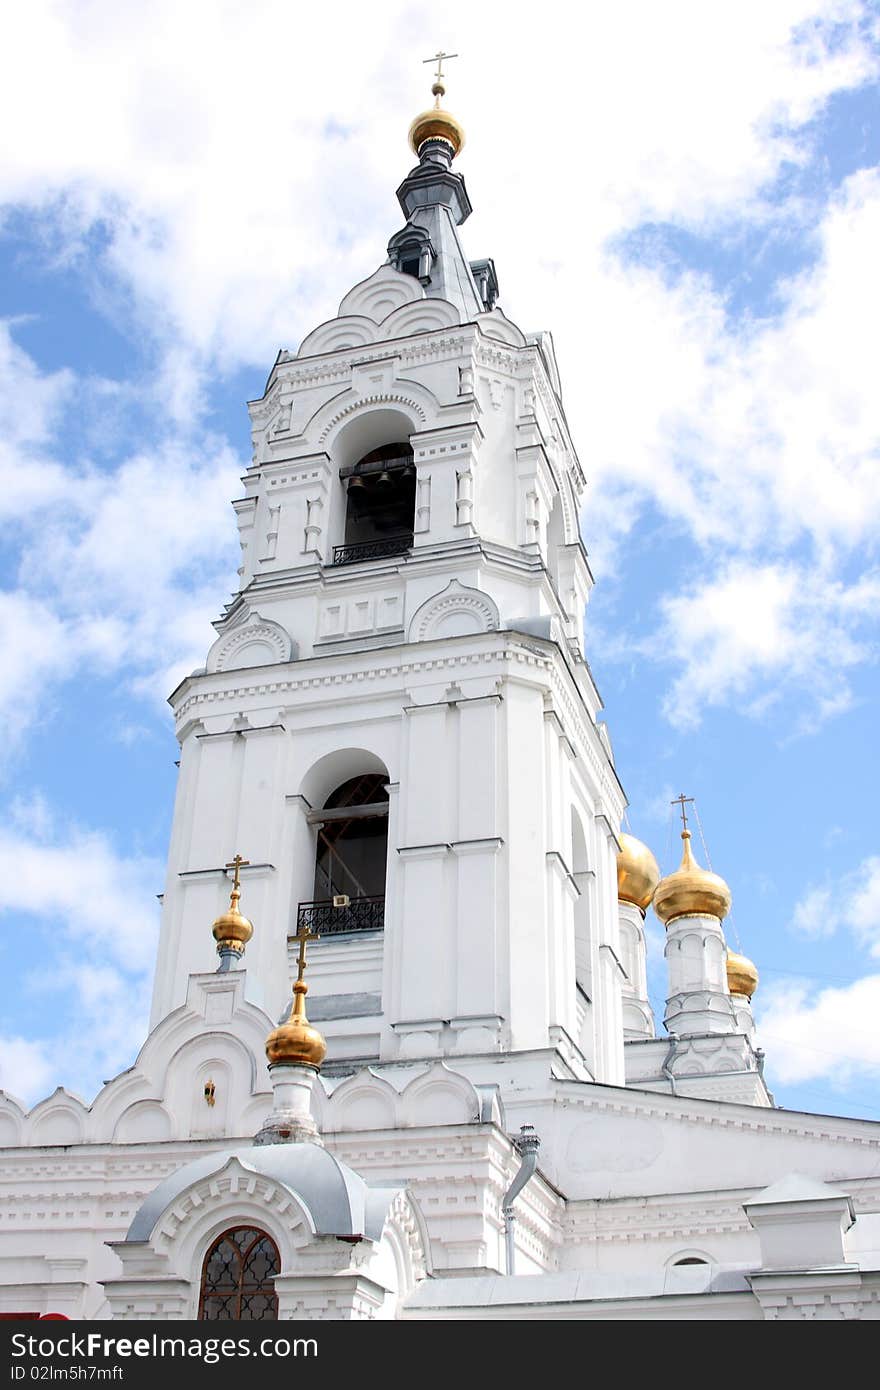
317,391 -> 428,444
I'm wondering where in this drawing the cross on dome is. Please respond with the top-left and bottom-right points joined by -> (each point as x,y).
671,792 -> 694,832
423,48 -> 458,96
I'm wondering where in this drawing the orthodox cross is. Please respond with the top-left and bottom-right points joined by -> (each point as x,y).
224,854 -> 250,898
292,918 -> 319,984
423,50 -> 458,86
670,794 -> 694,832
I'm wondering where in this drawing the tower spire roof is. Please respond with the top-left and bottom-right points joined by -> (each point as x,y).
394,56 -> 485,320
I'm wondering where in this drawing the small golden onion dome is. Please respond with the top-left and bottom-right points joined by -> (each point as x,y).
727,949 -> 759,998
653,830 -> 732,926
408,80 -> 465,158
617,833 -> 661,911
211,886 -> 253,956
266,982 -> 327,1069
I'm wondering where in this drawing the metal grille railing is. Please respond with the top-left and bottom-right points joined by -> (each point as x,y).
295,896 -> 385,936
332,535 -> 412,566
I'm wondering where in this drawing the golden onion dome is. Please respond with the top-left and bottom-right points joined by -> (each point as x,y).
408,79 -> 465,158
653,830 -> 732,926
727,949 -> 759,998
266,981 -> 327,1069
617,832 -> 661,911
212,881 -> 253,956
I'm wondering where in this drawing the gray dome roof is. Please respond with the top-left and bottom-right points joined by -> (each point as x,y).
126,1142 -> 399,1244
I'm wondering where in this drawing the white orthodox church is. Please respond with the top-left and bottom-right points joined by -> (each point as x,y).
2,76 -> 880,1322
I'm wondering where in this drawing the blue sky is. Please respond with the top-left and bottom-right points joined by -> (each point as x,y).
0,1 -> 878,1120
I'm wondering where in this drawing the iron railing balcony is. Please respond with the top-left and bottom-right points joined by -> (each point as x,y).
332,534 -> 412,566
295,896 -> 385,937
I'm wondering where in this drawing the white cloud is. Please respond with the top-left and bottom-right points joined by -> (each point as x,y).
757,973 -> 880,1086
0,333 -> 242,751
0,321 -> 77,517
27,436 -> 242,697
0,818 -> 161,970
9,791 -> 57,841
791,884 -> 835,938
584,163 -> 880,728
0,815 -> 161,1104
791,854 -> 880,953
0,964 -> 154,1108
0,592 -> 76,748
0,1036 -> 56,1107
653,560 -> 880,729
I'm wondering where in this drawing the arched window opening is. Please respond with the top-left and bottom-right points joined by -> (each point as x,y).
387,225 -> 435,282
673,1257 -> 708,1266
335,444 -> 416,565
199,1226 -> 279,1321
299,774 -> 389,936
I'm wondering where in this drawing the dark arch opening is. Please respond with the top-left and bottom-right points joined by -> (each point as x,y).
339,443 -> 416,563
199,1226 -> 280,1321
314,773 -> 389,903
673,1257 -> 708,1266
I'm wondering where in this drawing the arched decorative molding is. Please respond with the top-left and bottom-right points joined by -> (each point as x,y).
337,265 -> 423,323
165,1033 -> 264,1140
382,1189 -> 432,1294
399,1062 -> 481,1127
326,1071 -> 398,1132
297,315 -> 378,358
147,1165 -> 314,1302
475,308 -> 527,347
87,979 -> 274,1144
316,391 -> 428,448
113,1101 -> 173,1144
408,579 -> 500,643
0,1094 -> 25,1146
206,616 -> 294,674
376,298 -> 461,341
28,1090 -> 89,1146
299,747 -> 390,811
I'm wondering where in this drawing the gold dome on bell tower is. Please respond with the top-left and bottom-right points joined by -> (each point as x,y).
617,833 -> 661,911
408,50 -> 465,158
727,949 -> 759,998
265,915 -> 327,1070
654,830 -> 732,925
653,796 -> 732,926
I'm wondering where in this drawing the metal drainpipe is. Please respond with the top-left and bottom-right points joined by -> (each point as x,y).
503,1124 -> 541,1276
662,1033 -> 680,1095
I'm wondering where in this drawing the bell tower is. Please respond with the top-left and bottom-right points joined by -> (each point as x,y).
150,74 -> 628,1092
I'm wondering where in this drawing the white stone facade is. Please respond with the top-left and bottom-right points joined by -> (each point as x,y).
1,121 -> 879,1322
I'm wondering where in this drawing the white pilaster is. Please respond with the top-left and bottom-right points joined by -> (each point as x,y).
618,899 -> 655,1039
664,912 -> 738,1037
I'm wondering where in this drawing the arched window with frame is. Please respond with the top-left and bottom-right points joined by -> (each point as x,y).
198,1226 -> 280,1321
297,773 -> 389,938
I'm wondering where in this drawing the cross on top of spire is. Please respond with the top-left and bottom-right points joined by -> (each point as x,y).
292,917 -> 319,985
423,49 -> 458,88
671,793 -> 694,832
224,853 -> 249,896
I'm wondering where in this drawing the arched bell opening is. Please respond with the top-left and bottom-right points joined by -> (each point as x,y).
297,773 -> 389,938
336,442 -> 416,565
